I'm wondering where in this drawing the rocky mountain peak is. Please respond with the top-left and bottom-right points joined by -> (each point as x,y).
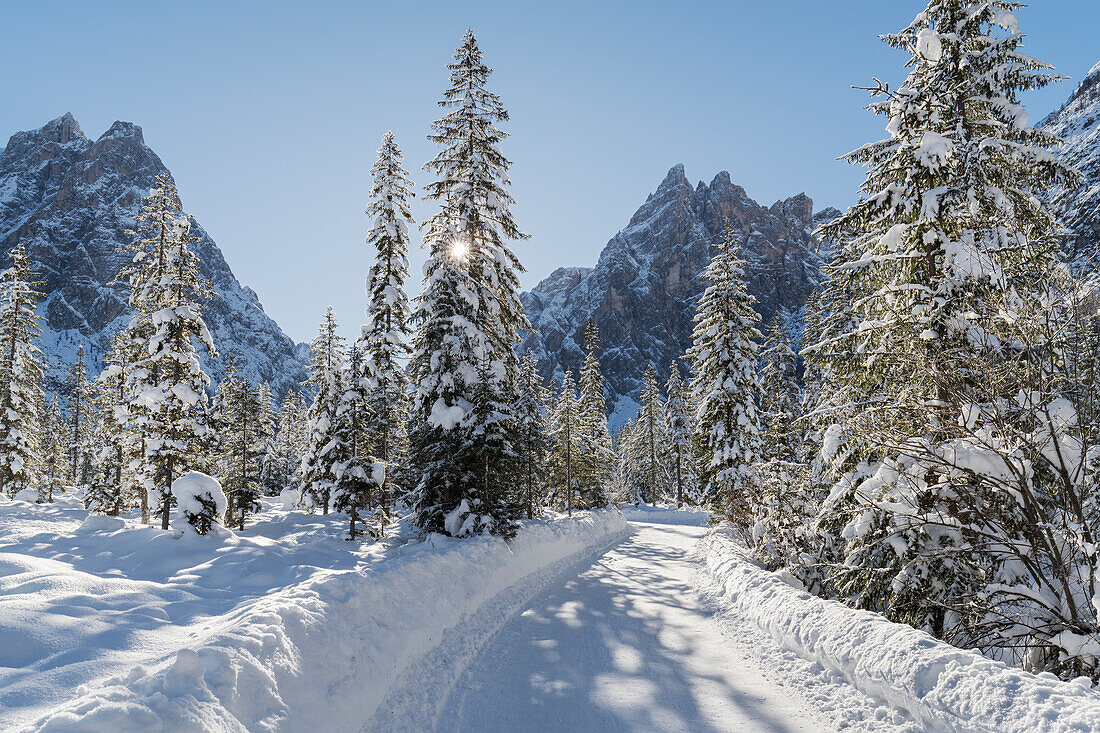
0,114 -> 306,395
521,164 -> 830,422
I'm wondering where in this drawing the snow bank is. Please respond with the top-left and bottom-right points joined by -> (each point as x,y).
699,525 -> 1100,733
31,510 -> 629,732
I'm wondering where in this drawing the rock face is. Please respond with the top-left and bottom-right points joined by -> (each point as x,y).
1041,61 -> 1100,269
521,164 -> 835,420
0,114 -> 306,394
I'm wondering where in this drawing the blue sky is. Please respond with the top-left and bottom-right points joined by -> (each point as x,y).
2,1 -> 1098,342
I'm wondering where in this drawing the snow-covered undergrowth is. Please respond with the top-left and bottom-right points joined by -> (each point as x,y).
0,494 -> 627,732
699,524 -> 1100,733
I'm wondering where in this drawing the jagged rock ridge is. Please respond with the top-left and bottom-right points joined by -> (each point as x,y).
521,164 -> 836,422
0,113 -> 306,394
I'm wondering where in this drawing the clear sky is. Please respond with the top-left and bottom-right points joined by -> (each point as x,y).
2,1 -> 1098,343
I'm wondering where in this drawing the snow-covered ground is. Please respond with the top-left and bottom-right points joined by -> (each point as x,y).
433,519 -> 824,732
699,525 -> 1100,733
6,498 -> 1100,732
0,494 -> 626,731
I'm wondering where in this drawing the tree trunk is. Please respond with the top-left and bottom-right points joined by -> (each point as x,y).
162,455 -> 173,530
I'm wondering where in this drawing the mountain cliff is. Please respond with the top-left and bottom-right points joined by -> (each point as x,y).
521,164 -> 836,421
0,113 -> 306,394
1041,61 -> 1100,270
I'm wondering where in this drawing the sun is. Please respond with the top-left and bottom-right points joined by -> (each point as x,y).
450,238 -> 469,260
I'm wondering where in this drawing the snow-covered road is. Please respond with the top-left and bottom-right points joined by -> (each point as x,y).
435,520 -> 824,732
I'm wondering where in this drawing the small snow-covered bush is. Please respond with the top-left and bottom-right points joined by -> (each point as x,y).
171,471 -> 227,535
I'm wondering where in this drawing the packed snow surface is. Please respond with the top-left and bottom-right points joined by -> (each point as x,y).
432,518 -> 824,732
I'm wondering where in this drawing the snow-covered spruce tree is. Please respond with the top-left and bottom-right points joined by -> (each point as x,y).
255,382 -> 276,493
624,364 -> 666,505
687,224 -> 761,519
332,343 -> 383,540
758,316 -> 801,462
205,357 -> 237,488
66,346 -> 95,489
36,395 -> 64,503
611,420 -> 637,505
548,371 -> 584,516
266,390 -> 306,495
0,243 -> 45,498
514,354 -> 550,518
752,315 -> 812,568
122,172 -> 216,529
576,319 -> 613,508
410,30 -> 527,537
222,376 -> 263,530
361,131 -> 415,523
664,362 -> 695,508
813,2 -> 1094,675
87,333 -> 131,516
300,307 -> 346,515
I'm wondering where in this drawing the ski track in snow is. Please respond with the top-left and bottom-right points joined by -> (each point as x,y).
390,514 -> 918,733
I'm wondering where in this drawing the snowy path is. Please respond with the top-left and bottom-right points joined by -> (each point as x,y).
434,520 -> 824,733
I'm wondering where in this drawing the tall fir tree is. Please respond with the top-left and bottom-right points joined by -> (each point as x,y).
663,363 -> 694,508
758,316 -> 801,463
223,377 -> 263,530
361,131 -> 415,522
548,371 -> 583,516
36,395 -> 64,503
623,364 -> 666,505
513,353 -> 550,518
300,307 -> 346,514
88,333 -> 132,516
0,243 -> 45,497
410,30 -> 527,537
811,1 -> 1095,673
66,345 -> 95,488
576,319 -> 613,508
267,390 -> 306,495
255,382 -> 277,493
122,172 -> 216,529
687,224 -> 761,517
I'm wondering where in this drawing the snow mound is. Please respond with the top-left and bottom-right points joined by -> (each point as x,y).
699,525 -> 1100,733
12,489 -> 38,503
76,515 -> 126,533
31,509 -> 630,731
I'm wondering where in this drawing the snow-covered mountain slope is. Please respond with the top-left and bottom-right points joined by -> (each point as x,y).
521,164 -> 837,417
0,113 -> 306,394
1041,61 -> 1100,269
